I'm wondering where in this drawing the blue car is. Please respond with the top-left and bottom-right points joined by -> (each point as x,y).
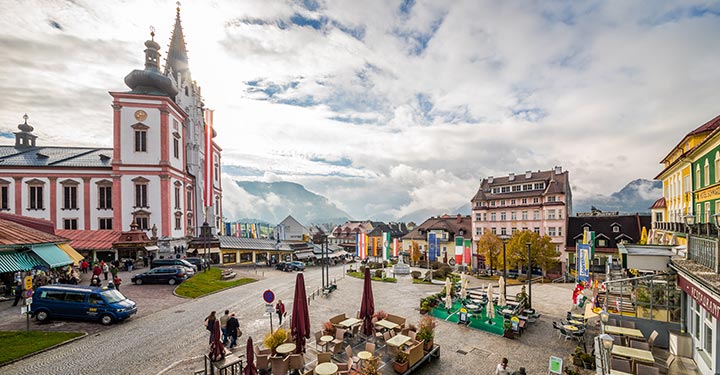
31,285 -> 137,325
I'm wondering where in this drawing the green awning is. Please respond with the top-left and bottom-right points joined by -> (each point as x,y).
0,251 -> 45,273
31,244 -> 73,268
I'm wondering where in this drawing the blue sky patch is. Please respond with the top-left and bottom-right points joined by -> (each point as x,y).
309,156 -> 353,167
290,13 -> 326,30
641,4 -> 720,26
393,14 -> 445,55
512,107 -> 547,122
328,116 -> 376,125
399,0 -> 416,16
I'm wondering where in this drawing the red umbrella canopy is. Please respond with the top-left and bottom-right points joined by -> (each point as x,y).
209,319 -> 225,361
359,267 -> 375,336
244,336 -> 257,375
291,272 -> 311,353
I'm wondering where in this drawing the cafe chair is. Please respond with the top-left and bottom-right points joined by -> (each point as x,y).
350,324 -> 361,344
648,330 -> 659,350
636,363 -> 660,375
620,320 -> 636,329
270,356 -> 289,375
330,338 -> 345,359
559,327 -> 573,341
552,322 -> 562,338
630,340 -> 650,351
255,351 -> 271,374
408,330 -> 416,341
336,358 -> 353,375
364,342 -> 376,357
301,370 -> 312,375
610,356 -> 632,373
383,331 -> 394,355
317,352 -> 331,364
288,353 -> 304,373
655,354 -> 675,374
314,331 -> 324,352
345,345 -> 359,369
332,328 -> 346,347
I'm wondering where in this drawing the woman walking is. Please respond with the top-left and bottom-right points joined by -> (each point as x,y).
204,311 -> 217,344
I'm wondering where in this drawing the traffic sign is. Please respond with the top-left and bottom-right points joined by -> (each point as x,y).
24,276 -> 32,290
25,297 -> 32,305
265,303 -> 274,313
263,289 -> 275,304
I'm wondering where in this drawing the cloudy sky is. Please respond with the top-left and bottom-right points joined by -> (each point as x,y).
1,0 -> 719,222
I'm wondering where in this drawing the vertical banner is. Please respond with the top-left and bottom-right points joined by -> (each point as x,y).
383,232 -> 390,260
373,237 -> 378,257
392,238 -> 399,257
455,237 -> 464,265
356,233 -> 361,258
235,223 -> 240,237
364,234 -> 369,260
356,233 -> 367,259
225,222 -> 231,236
203,109 -> 214,208
428,233 -> 437,262
435,235 -> 440,260
577,244 -> 591,282
464,239 -> 472,266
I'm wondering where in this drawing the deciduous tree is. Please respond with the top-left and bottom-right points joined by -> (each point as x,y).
506,230 -> 558,276
477,231 -> 502,274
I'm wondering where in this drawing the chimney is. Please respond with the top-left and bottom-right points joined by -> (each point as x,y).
525,170 -> 532,179
554,166 -> 562,175
488,176 -> 494,184
456,214 -> 462,223
508,173 -> 515,181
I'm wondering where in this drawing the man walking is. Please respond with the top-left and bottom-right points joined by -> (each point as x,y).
226,312 -> 241,349
11,282 -> 23,306
275,300 -> 285,325
219,309 -> 230,345
102,261 -> 109,280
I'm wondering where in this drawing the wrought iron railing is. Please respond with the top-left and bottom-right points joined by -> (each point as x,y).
688,235 -> 720,273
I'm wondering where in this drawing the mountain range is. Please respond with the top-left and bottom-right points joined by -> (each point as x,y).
572,179 -> 662,214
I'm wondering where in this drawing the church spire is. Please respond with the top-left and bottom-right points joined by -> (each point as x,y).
164,2 -> 190,77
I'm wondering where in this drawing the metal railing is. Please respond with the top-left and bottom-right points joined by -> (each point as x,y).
688,235 -> 720,273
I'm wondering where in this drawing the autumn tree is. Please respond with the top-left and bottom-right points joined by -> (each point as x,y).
411,240 -> 421,265
506,230 -> 559,276
477,231 -> 502,274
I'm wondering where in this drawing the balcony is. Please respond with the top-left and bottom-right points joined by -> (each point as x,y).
687,234 -> 720,273
652,221 -> 686,232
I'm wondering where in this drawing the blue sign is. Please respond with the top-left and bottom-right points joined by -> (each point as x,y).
428,233 -> 437,261
577,244 -> 591,282
263,289 -> 275,304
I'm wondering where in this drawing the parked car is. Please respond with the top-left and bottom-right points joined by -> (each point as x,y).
31,285 -> 137,325
185,257 -> 209,271
131,266 -> 189,285
151,258 -> 197,272
288,261 -> 305,271
275,262 -> 291,272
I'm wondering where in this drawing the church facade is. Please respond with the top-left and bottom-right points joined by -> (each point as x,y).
0,7 -> 222,259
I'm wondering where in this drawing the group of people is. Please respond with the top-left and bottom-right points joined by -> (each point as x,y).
204,310 -> 242,349
86,260 -> 122,290
496,358 -> 527,375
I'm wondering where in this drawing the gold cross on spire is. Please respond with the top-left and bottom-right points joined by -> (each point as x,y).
176,1 -> 181,14
149,25 -> 155,40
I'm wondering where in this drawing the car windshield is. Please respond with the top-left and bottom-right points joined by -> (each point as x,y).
101,289 -> 127,304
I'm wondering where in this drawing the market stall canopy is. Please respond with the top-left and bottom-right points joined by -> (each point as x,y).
0,251 -> 44,273
31,244 -> 73,268
57,243 -> 84,265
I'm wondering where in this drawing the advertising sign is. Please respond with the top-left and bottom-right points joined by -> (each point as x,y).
679,274 -> 720,320
428,233 -> 437,262
24,276 -> 32,290
576,244 -> 591,282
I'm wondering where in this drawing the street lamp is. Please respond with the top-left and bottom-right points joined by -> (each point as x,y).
499,235 -> 509,298
201,222 -> 210,272
683,214 -> 696,235
598,333 -> 614,375
526,242 -> 532,310
599,309 -> 609,334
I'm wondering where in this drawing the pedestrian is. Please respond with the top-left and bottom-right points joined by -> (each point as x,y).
110,265 -> 119,279
113,275 -> 122,291
219,309 -> 230,345
226,312 -> 241,349
102,262 -> 109,280
204,311 -> 217,344
107,280 -> 115,289
11,282 -> 23,306
81,260 -> 89,274
511,367 -> 527,375
90,275 -> 101,287
125,259 -> 134,272
92,264 -> 102,278
275,299 -> 285,325
496,358 -> 510,375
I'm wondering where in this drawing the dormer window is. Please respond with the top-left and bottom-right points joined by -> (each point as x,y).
612,225 -> 620,233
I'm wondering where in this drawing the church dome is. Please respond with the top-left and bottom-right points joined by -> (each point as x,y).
124,31 -> 178,98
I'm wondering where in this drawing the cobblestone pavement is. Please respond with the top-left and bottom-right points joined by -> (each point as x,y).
1,265 -> 580,375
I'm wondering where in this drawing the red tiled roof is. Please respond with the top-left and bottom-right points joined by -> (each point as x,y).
688,114 -> 720,136
56,230 -> 122,251
650,197 -> 666,209
0,218 -> 66,246
0,213 -> 55,234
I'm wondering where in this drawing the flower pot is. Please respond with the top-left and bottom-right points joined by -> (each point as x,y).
583,361 -> 594,370
423,339 -> 434,351
572,357 -> 583,366
393,361 -> 409,373
503,329 -> 514,339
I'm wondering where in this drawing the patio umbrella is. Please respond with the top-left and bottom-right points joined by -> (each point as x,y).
244,336 -> 257,375
291,272 -> 311,353
445,277 -> 453,310
498,276 -> 506,307
460,273 -> 467,300
209,319 -> 225,362
486,284 -> 495,323
359,267 -> 375,336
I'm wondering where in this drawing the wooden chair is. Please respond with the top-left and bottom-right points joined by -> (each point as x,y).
270,356 -> 289,375
610,356 -> 632,373
255,350 -> 271,373
620,320 -> 636,329
317,352 -> 331,364
630,340 -> 650,351
314,331 -> 324,351
350,324 -> 361,344
648,330 -> 659,350
330,338 -> 345,359
364,342 -> 376,357
336,357 -> 353,375
655,354 -> 674,374
331,328 -> 346,347
408,330 -> 416,341
636,363 -> 660,375
382,331 -> 393,354
345,345 -> 359,368
288,353 -> 303,373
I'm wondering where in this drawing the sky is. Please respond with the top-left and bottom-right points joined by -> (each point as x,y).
0,0 -> 719,222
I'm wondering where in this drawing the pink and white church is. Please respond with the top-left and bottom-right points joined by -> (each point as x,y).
0,7 -> 222,260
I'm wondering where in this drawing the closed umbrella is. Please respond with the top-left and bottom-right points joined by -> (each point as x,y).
291,272 -> 311,353
244,336 -> 257,375
209,319 -> 225,361
486,284 -> 495,323
498,277 -> 506,307
359,267 -> 375,336
445,277 -> 453,310
460,273 -> 468,300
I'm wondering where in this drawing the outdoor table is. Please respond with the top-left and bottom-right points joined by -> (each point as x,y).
385,333 -> 411,348
314,362 -> 338,375
562,325 -> 579,332
501,309 -> 514,317
611,345 -> 654,364
276,343 -> 296,355
375,319 -> 398,331
357,350 -> 372,368
609,370 -> 633,375
338,317 -> 362,328
569,313 -> 584,320
320,335 -> 333,351
507,301 -> 519,307
465,304 -> 480,310
568,319 -> 584,326
604,325 -> 645,339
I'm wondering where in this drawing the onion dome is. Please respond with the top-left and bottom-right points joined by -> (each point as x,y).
124,29 -> 178,97
14,114 -> 37,148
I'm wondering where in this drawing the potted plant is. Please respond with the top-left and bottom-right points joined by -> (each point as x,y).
416,316 -> 437,351
322,321 -> 336,336
361,356 -> 381,375
580,353 -> 595,370
563,366 -> 581,375
502,319 -> 514,339
374,310 -> 388,321
263,328 -> 288,355
420,300 -> 430,314
392,349 -> 409,373
571,346 -> 583,366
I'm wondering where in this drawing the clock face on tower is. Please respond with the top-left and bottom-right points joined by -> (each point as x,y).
134,110 -> 148,122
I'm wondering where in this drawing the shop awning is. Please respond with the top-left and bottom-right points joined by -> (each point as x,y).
57,243 -> 84,266
0,251 -> 45,273
294,251 -> 317,260
31,244 -> 74,268
145,245 -> 159,251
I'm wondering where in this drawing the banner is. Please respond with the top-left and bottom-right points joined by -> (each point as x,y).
392,238 -> 399,257
577,244 -> 591,282
428,233 -> 437,262
455,237 -> 464,265
382,232 -> 390,260
225,222 -> 231,236
373,237 -> 378,257
356,233 -> 367,259
464,239 -> 472,266
203,109 -> 214,208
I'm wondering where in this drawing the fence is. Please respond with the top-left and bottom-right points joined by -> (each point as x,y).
688,234 -> 720,272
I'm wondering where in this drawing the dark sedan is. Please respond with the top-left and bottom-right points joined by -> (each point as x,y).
131,266 -> 188,285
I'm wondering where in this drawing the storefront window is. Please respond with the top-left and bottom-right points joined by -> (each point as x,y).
694,302 -> 701,340
222,252 -> 237,264
704,312 -> 713,357
240,252 -> 252,263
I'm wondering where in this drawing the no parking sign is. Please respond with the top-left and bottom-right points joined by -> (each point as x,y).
263,289 -> 275,304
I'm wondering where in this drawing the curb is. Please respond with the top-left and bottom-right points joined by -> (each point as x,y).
0,331 -> 88,368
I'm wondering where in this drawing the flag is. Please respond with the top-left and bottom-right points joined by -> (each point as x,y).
235,222 -> 240,237
429,233 -> 437,262
463,239 -> 471,266
392,238 -> 399,257
203,109 -> 214,208
356,233 -> 367,259
251,223 -> 257,239
382,232 -> 390,260
455,237 -> 463,265
373,237 -> 378,257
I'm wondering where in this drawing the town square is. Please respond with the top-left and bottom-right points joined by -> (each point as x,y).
1,1 -> 719,375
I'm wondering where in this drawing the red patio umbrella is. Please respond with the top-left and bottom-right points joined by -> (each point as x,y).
244,336 -> 257,375
208,319 -> 225,362
359,267 -> 375,336
291,272 -> 311,353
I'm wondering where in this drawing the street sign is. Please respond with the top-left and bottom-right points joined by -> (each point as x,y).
548,356 -> 563,374
24,276 -> 32,290
25,297 -> 32,305
263,289 -> 275,304
25,289 -> 33,298
265,303 -> 274,313
20,306 -> 27,314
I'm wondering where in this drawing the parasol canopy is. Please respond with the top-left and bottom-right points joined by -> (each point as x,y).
486,284 -> 495,321
445,277 -> 453,309
498,276 -> 506,307
359,267 -> 375,336
244,336 -> 257,375
291,272 -> 311,353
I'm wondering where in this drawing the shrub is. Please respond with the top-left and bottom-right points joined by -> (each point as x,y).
416,316 -> 437,342
374,269 -> 383,278
411,271 -> 421,279
394,349 -> 409,364
263,328 -> 288,351
322,321 -> 336,336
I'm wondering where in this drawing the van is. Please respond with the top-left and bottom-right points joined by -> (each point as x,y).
30,285 -> 137,325
151,258 -> 197,272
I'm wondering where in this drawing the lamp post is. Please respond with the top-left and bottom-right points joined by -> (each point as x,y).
201,222 -> 210,272
598,333 -> 614,375
526,241 -> 532,310
499,235 -> 509,298
599,309 -> 609,334
683,214 -> 696,235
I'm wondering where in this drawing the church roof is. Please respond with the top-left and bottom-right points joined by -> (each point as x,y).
164,5 -> 190,77
0,146 -> 112,168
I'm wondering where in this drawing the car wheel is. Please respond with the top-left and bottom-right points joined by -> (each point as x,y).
135,279 -> 143,285
168,278 -> 177,285
36,310 -> 49,322
100,314 -> 114,325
